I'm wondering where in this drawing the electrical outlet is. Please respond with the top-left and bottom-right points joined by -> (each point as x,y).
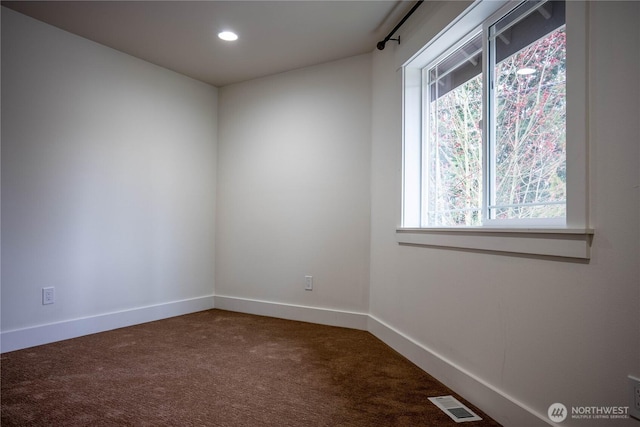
304,275 -> 313,291
42,287 -> 55,305
629,375 -> 640,420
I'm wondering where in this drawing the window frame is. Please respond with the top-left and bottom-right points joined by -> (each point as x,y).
398,0 -> 593,259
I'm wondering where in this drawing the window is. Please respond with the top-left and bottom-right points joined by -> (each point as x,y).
487,1 -> 567,225
399,0 -> 593,259
425,32 -> 484,227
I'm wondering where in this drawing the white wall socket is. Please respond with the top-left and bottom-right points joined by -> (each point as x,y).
304,275 -> 313,291
630,375 -> 640,420
42,287 -> 55,305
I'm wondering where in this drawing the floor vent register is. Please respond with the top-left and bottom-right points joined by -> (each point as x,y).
428,395 -> 482,423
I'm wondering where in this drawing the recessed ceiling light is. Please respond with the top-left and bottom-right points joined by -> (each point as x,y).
516,67 -> 536,75
218,31 -> 238,42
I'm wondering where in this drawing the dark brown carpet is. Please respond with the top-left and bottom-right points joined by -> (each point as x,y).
1,309 -> 501,426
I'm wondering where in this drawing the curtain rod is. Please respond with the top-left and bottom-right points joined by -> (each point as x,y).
377,0 -> 424,50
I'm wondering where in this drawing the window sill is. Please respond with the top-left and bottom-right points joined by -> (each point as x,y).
396,227 -> 594,259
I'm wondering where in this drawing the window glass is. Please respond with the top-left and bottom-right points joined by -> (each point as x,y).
489,1 -> 567,221
425,33 -> 483,226
417,0 -> 567,227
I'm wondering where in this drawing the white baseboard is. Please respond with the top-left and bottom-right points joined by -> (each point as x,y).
367,315 -> 551,427
0,295 -> 214,353
214,295 -> 369,331
1,293 -> 547,426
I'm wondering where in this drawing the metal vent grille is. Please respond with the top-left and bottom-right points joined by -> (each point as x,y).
428,395 -> 482,423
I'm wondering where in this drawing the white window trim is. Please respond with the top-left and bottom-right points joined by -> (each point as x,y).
399,0 -> 592,259
396,227 -> 594,259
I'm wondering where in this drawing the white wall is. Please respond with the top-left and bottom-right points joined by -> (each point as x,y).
1,8 -> 217,342
370,1 -> 640,426
216,54 -> 371,316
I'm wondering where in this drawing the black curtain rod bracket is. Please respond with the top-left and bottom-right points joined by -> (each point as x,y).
377,0 -> 423,51
377,36 -> 400,50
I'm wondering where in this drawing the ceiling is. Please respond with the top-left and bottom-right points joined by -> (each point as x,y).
2,0 -> 415,87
